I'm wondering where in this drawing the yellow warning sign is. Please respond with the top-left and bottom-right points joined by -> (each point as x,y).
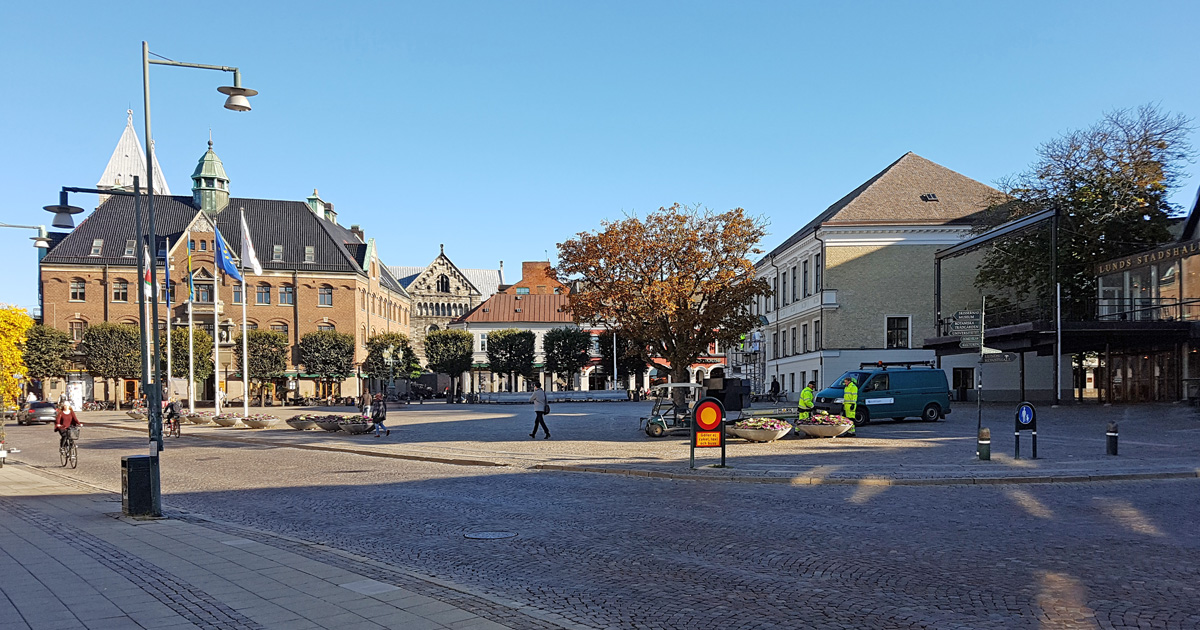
695,430 -> 722,447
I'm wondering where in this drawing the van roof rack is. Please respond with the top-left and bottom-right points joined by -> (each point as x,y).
859,360 -> 936,370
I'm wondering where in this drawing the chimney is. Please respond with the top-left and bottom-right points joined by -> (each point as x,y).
498,260 -> 505,284
350,224 -> 364,242
324,202 -> 337,224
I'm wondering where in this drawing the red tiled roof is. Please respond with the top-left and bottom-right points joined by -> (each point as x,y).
458,294 -> 574,324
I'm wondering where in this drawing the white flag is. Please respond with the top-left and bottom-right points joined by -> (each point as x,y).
239,209 -> 263,276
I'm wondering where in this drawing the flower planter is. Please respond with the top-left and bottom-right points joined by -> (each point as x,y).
187,414 -> 213,425
314,419 -> 343,432
339,421 -> 372,435
212,415 -> 242,428
242,417 -> 278,429
126,411 -> 146,421
286,418 -> 319,431
734,427 -> 792,442
794,423 -> 852,438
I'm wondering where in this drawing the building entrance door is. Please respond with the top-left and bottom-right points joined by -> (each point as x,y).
124,379 -> 139,403
1111,350 -> 1179,402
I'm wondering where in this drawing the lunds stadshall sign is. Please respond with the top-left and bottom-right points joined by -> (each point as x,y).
1095,239 -> 1200,275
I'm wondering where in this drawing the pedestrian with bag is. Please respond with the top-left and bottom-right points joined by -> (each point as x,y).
528,382 -> 550,439
370,393 -> 390,437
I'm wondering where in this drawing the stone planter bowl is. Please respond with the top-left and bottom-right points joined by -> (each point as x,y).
315,419 -> 343,432
212,416 -> 242,428
794,423 -> 852,438
242,418 -> 278,429
126,411 -> 146,420
733,426 -> 792,443
286,418 -> 319,431
187,414 -> 212,425
339,422 -> 372,435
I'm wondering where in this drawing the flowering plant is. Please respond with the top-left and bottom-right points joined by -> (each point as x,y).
214,413 -> 242,421
290,414 -> 315,421
245,414 -> 277,421
797,413 -> 854,426
191,410 -> 217,417
338,414 -> 369,424
734,417 -> 793,431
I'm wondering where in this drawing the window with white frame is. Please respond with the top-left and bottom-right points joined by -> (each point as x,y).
886,316 -> 910,349
90,239 -> 104,256
123,240 -> 135,257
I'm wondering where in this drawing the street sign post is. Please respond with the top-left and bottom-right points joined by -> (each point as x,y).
981,353 -> 1016,363
690,397 -> 726,469
1015,402 -> 1037,459
959,338 -> 981,348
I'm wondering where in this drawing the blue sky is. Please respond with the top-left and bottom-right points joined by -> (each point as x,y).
3,1 -> 1199,311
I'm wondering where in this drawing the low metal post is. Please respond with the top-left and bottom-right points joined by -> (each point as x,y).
1107,421 -> 1118,456
977,427 -> 991,461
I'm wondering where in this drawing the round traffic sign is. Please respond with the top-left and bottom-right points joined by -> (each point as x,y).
1017,403 -> 1035,425
694,399 -> 724,431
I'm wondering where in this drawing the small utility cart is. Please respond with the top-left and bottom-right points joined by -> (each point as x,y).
641,383 -> 705,437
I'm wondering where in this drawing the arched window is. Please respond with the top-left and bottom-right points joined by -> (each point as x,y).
319,284 -> 333,306
279,284 -> 294,305
69,320 -> 87,341
361,325 -> 367,345
111,279 -> 129,302
244,321 -> 258,332
256,283 -> 272,305
70,278 -> 86,301
270,322 -> 288,335
436,274 -> 450,293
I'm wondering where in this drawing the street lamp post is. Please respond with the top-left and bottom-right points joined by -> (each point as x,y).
138,41 -> 257,517
0,222 -> 51,318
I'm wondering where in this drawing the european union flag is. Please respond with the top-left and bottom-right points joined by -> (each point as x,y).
214,227 -> 244,283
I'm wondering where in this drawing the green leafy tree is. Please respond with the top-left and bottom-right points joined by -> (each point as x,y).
975,105 -> 1194,318
542,326 -> 591,390
486,328 -> 536,390
424,329 -> 473,400
234,330 -> 289,405
21,324 -> 73,392
1,305 -> 34,411
363,332 -> 421,387
81,323 -> 141,409
557,203 -> 769,384
158,327 -> 214,395
298,330 -> 355,396
598,330 -> 649,389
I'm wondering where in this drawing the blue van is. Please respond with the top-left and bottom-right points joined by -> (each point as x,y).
814,362 -> 951,425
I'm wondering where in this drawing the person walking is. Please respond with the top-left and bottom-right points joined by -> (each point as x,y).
841,376 -> 858,437
769,376 -> 781,402
528,382 -> 550,439
370,393 -> 390,437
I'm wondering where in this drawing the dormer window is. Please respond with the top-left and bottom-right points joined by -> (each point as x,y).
304,246 -> 315,263
123,240 -> 135,257
920,193 -> 939,202
90,239 -> 103,256
516,287 -> 530,295
272,245 -> 283,261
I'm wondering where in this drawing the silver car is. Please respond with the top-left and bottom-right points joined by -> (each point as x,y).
17,402 -> 58,425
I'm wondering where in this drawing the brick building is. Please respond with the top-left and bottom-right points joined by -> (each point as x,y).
39,134 -> 411,404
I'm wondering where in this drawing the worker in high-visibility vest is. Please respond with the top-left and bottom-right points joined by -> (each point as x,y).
797,381 -> 816,421
841,376 -> 858,437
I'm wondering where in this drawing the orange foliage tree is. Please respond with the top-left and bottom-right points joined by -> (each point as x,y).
556,204 -> 770,384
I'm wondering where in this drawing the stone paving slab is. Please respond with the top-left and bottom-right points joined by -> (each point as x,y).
0,465 -> 576,630
83,401 -> 1200,485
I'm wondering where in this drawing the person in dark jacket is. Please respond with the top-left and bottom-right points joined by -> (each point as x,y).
370,393 -> 389,437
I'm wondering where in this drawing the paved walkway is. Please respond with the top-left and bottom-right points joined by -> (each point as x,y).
0,465 -> 581,630
80,401 -> 1200,485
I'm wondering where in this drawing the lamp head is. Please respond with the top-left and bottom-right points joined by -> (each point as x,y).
44,204 -> 84,229
218,85 -> 258,112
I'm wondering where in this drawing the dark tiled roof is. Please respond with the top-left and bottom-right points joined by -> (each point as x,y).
760,153 -> 1001,264
458,294 -> 573,324
42,195 -> 366,274
1179,187 -> 1200,241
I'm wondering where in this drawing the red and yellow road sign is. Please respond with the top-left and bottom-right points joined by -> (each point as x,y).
694,399 -> 723,431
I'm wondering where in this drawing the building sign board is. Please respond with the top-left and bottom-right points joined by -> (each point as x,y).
1094,238 -> 1200,275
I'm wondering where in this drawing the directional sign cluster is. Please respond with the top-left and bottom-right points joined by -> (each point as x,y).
951,310 -> 981,349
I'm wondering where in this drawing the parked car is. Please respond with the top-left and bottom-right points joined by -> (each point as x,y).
16,402 -> 58,425
815,363 -> 951,425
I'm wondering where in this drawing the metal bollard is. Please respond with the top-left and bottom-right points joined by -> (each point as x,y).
977,427 -> 991,461
1107,421 -> 1118,456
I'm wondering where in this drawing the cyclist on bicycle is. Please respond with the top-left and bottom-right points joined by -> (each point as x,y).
54,402 -> 82,450
164,397 -> 182,435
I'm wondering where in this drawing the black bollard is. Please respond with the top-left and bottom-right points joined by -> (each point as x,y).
977,427 -> 991,461
1107,421 -> 1118,456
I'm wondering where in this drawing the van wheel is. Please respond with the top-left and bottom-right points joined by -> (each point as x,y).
853,408 -> 870,426
922,404 -> 941,422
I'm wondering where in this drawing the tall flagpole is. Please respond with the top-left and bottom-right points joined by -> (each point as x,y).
187,230 -> 195,413
214,261 -> 222,415
165,235 -> 173,390
241,258 -> 249,418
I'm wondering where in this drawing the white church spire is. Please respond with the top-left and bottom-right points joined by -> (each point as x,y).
97,110 -> 171,195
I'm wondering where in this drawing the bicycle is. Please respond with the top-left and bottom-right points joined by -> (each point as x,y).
59,427 -> 78,469
165,415 -> 181,438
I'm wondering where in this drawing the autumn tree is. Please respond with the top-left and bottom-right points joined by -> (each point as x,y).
234,330 -> 289,405
363,332 -> 422,388
80,323 -> 140,409
424,329 -> 474,400
486,328 -> 535,391
975,105 -> 1194,317
542,326 -> 591,390
160,327 -> 215,391
21,324 -> 73,394
0,305 -> 34,411
557,203 -> 769,385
